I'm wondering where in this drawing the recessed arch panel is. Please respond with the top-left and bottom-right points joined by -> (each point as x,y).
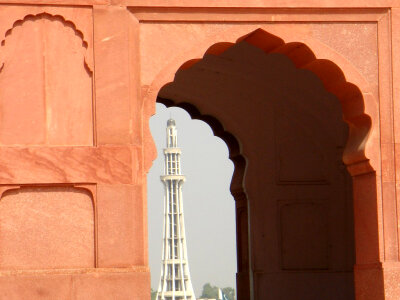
0,13 -> 93,146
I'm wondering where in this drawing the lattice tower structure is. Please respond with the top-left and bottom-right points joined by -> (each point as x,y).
156,119 -> 196,300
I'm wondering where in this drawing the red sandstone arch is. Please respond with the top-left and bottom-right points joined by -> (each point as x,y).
156,28 -> 374,179
169,29 -> 371,171
146,28 -> 376,300
144,28 -> 375,176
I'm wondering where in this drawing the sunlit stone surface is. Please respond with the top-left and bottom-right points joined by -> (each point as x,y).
0,1 -> 395,300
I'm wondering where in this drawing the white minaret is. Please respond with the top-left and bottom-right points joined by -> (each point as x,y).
156,119 -> 196,300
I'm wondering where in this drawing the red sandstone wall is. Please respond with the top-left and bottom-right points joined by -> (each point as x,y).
0,1 -> 396,300
0,4 -> 148,299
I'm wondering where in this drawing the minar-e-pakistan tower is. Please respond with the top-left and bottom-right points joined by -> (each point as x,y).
156,119 -> 196,300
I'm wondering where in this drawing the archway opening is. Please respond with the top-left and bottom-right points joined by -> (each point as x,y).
146,28 -> 372,300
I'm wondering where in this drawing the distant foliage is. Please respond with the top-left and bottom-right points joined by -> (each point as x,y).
201,283 -> 219,298
200,283 -> 235,300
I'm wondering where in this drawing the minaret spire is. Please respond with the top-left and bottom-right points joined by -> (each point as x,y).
156,119 -> 196,300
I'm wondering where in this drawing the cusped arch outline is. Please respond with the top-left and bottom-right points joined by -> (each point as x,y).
0,12 -> 93,73
157,98 -> 246,197
146,28 -> 372,182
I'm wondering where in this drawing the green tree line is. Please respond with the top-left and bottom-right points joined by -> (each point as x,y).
151,283 -> 235,300
200,283 -> 235,300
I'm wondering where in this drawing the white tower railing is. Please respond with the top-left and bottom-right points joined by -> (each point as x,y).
156,119 -> 196,300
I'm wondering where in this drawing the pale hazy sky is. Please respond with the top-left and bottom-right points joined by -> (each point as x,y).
147,103 -> 237,296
